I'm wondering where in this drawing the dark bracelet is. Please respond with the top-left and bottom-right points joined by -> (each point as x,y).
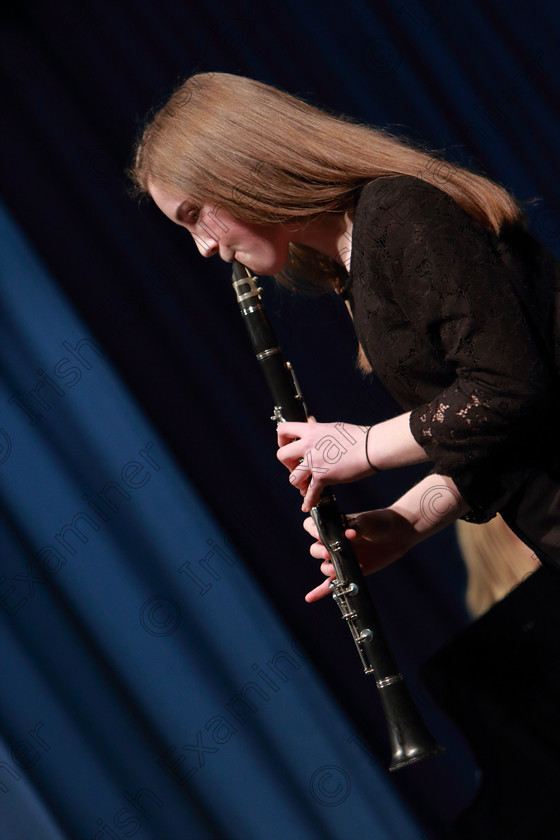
365,425 -> 379,472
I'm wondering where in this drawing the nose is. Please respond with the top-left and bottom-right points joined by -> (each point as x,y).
192,231 -> 219,258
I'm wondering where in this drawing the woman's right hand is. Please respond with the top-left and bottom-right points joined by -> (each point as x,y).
302,508 -> 417,602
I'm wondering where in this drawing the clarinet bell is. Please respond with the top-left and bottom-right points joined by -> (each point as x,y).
381,681 -> 445,771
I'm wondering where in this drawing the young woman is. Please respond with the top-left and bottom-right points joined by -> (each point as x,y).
131,71 -> 560,602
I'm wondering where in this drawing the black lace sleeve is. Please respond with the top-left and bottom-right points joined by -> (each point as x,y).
350,176 -> 557,521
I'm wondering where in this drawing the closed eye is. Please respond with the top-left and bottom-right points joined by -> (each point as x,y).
176,201 -> 200,225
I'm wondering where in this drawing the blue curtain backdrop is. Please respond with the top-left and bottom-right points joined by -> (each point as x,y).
1,204 -> 423,838
1,1 -> 559,837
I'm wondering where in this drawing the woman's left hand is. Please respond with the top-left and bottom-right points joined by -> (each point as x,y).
277,420 -> 374,511
302,508 -> 415,601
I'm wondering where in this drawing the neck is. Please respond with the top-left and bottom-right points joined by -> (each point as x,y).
290,212 -> 353,271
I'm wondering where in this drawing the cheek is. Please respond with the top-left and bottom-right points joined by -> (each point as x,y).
259,227 -> 288,253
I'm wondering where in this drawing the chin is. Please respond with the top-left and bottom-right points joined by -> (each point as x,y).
242,257 -> 287,276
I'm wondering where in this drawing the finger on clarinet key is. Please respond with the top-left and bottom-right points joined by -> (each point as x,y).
309,541 -> 330,561
305,577 -> 335,603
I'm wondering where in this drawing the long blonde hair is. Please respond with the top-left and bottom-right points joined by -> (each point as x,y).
130,72 -> 523,288
455,515 -> 539,619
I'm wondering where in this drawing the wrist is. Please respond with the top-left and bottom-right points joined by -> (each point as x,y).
366,412 -> 430,472
364,426 -> 379,473
390,474 -> 468,543
388,509 -> 421,556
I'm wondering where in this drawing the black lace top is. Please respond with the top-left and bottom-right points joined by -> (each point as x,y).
346,175 -> 560,561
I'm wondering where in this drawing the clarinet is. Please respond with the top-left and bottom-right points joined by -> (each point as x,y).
232,260 -> 444,771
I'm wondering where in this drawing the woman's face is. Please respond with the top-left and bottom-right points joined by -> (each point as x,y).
149,182 -> 291,275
